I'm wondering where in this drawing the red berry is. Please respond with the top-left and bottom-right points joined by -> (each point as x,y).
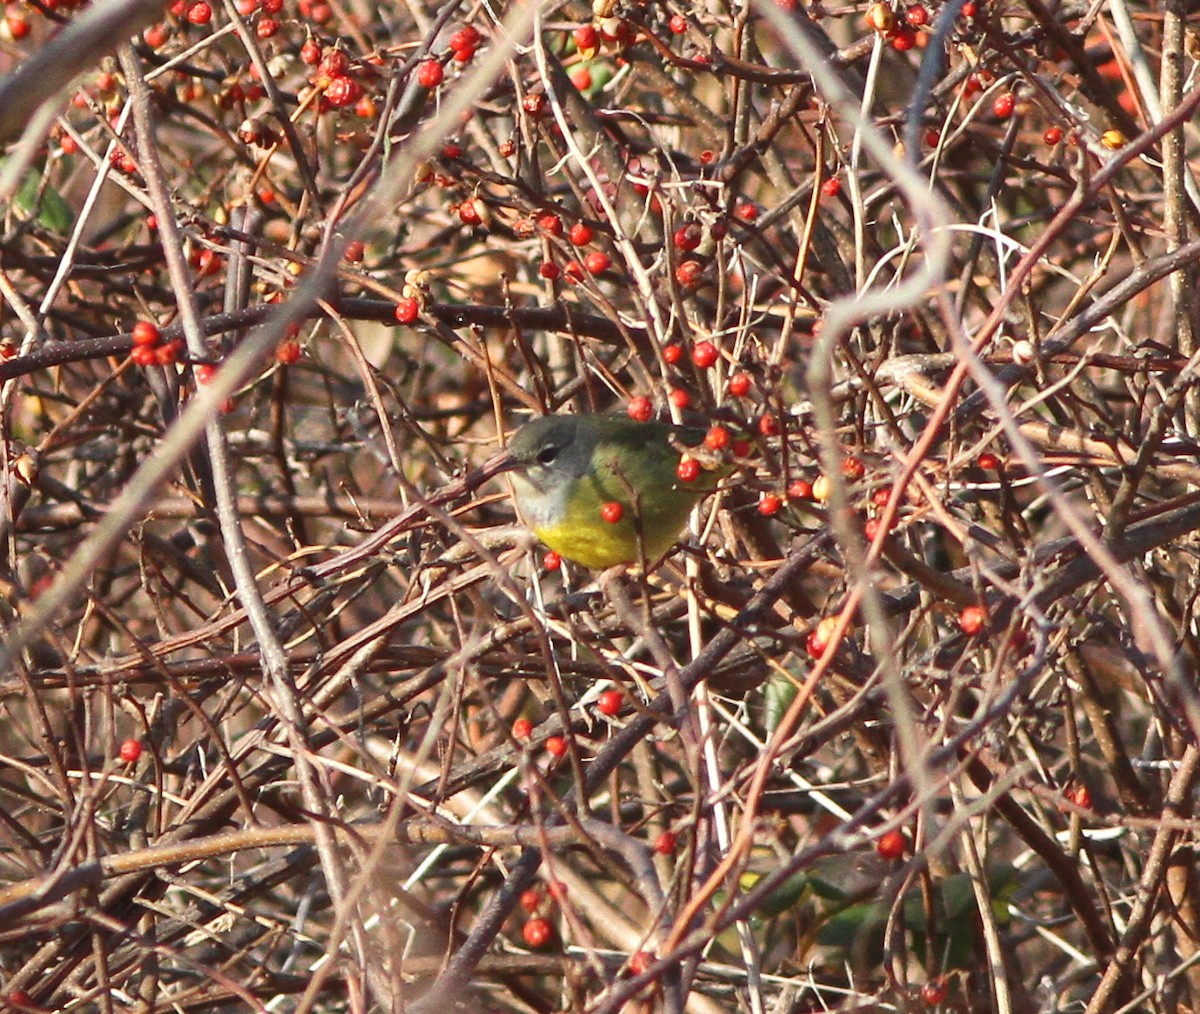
301,37 -> 321,64
669,13 -> 687,33
924,128 -> 941,147
318,49 -> 349,78
131,320 -> 161,348
569,222 -> 594,245
704,425 -> 730,451
186,1 -> 212,24
876,829 -> 906,859
905,3 -> 929,24
675,260 -> 703,288
1043,126 -> 1063,145
734,202 -> 759,222
627,395 -> 653,422
196,247 -> 223,274
920,978 -> 948,1005
537,212 -> 563,236
691,341 -> 718,369
458,197 -> 484,226
441,142 -> 462,159
758,413 -> 780,437
890,26 -> 917,50
676,457 -> 700,482
758,493 -> 782,516
416,60 -> 444,88
394,297 -> 420,324
959,605 -> 986,635
584,250 -> 610,274
275,340 -> 301,365
523,93 -> 546,117
544,734 -> 568,757
570,67 -> 593,91
727,372 -> 751,397
512,718 -> 533,739
992,92 -> 1015,119
522,917 -> 553,948
519,887 -> 542,913
155,339 -> 183,366
961,1 -> 977,16
450,25 -> 481,52
597,689 -> 623,716
673,222 -> 702,251
344,239 -> 365,262
564,260 -> 585,283
630,951 -> 653,975
195,363 -> 217,384
538,261 -> 560,280
256,17 -> 279,37
668,388 -> 691,410
1066,784 -> 1092,809
977,451 -> 1000,469
7,992 -> 32,1008
806,617 -> 838,659
662,343 -> 683,365
118,738 -> 143,763
600,501 -> 624,524
842,456 -> 865,480
543,550 -> 562,571
821,177 -> 841,198
788,478 -> 813,500
574,23 -> 599,54
652,830 -> 678,855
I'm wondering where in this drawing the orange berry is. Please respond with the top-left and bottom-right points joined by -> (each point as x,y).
131,320 -> 161,347
958,604 -> 986,635
521,917 -> 552,948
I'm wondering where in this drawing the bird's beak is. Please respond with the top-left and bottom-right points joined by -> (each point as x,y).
468,447 -> 518,489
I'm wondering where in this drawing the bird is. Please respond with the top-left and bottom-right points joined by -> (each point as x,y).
504,413 -> 725,569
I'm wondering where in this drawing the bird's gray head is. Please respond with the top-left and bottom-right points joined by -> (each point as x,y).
505,415 -> 598,525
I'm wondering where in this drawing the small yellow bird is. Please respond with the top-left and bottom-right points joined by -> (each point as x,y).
505,413 -> 724,568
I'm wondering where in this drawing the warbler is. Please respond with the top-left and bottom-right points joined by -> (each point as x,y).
505,413 -> 724,569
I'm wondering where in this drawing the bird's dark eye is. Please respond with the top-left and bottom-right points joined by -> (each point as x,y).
536,444 -> 560,465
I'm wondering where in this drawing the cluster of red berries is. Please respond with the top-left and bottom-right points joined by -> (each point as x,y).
448,24 -> 481,63
130,321 -> 184,368
510,718 -> 572,760
517,881 -> 567,948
